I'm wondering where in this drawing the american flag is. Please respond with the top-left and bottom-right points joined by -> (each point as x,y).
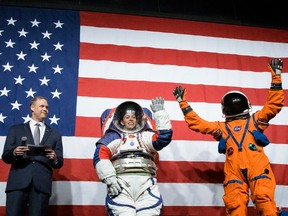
0,5 -> 288,216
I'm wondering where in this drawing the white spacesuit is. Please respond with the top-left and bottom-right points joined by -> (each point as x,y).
93,97 -> 173,216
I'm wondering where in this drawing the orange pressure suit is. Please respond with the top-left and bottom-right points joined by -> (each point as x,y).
174,59 -> 284,216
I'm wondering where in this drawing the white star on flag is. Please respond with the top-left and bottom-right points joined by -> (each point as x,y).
53,65 -> 63,74
54,20 -> 64,28
5,39 -> 15,48
0,113 -> 7,123
39,76 -> 50,85
29,41 -> 40,49
18,28 -> 28,37
0,87 -> 10,96
41,52 -> 51,61
51,89 -> 62,99
7,17 -> 17,25
2,62 -> 13,71
10,100 -> 22,110
25,88 -> 36,98
49,115 -> 60,125
28,64 -> 38,73
30,19 -> 40,27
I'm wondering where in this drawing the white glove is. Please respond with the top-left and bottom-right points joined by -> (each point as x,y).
104,175 -> 122,197
150,97 -> 164,113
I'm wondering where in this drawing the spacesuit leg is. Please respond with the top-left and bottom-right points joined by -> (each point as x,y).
223,179 -> 249,216
135,178 -> 163,216
250,168 -> 277,216
105,185 -> 136,216
105,175 -> 163,216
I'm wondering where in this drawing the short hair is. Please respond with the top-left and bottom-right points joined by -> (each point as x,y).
30,96 -> 48,107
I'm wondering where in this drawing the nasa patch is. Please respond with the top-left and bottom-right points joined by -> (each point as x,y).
234,126 -> 241,132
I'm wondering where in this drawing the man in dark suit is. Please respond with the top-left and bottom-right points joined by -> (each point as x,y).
2,96 -> 64,216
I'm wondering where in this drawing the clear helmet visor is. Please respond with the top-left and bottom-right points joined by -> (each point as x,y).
112,101 -> 147,133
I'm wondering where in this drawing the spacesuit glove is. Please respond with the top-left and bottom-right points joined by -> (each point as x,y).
104,175 -> 122,197
269,58 -> 283,76
268,58 -> 283,90
173,86 -> 192,114
173,86 -> 186,103
150,97 -> 164,113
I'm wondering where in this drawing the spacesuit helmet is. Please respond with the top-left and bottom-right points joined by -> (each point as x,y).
113,101 -> 147,133
221,91 -> 251,121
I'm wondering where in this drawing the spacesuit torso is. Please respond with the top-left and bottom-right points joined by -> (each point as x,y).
108,131 -> 157,177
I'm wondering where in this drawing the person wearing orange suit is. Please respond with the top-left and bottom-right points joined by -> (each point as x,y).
173,58 -> 285,216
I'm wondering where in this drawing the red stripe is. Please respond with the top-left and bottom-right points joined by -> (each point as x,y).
0,206 -> 107,216
80,43 -> 288,72
0,205 -> 280,215
1,160 -> 287,185
75,116 -> 102,137
75,117 -> 288,145
80,12 -> 288,43
0,161 -> 9,182
48,206 -> 107,216
163,206 -> 260,216
77,77 -> 288,105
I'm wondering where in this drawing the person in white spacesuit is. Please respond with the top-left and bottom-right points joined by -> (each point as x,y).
93,97 -> 173,216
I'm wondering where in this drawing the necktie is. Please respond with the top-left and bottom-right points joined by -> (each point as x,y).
34,123 -> 40,145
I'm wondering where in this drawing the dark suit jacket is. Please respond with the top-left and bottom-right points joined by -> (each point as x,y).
2,121 -> 64,196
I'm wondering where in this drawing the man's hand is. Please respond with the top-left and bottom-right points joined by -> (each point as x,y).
150,97 -> 164,113
13,146 -> 29,156
45,149 -> 57,161
104,176 -> 122,197
173,86 -> 186,103
269,58 -> 283,76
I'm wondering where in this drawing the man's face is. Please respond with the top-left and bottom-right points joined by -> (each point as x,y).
120,113 -> 137,131
31,99 -> 48,122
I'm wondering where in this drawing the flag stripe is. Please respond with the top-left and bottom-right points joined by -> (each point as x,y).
73,97 -> 288,127
0,181 -> 287,208
80,26 -> 288,58
80,12 -> 288,43
77,77 -> 288,105
78,60 -> 288,89
0,205 -> 273,216
2,136 -> 287,164
80,43 -> 288,72
1,159 -> 287,185
75,116 -> 288,144
75,97 -> 288,125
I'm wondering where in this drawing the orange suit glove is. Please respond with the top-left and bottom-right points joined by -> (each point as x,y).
268,58 -> 283,90
173,86 -> 192,115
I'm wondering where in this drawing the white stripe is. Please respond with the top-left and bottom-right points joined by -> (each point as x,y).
79,60 -> 288,89
80,26 -> 288,57
162,140 -> 288,165
1,137 -> 288,164
76,97 -> 288,126
0,182 -> 287,207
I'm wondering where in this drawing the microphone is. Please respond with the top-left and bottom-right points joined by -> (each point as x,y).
21,136 -> 27,146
